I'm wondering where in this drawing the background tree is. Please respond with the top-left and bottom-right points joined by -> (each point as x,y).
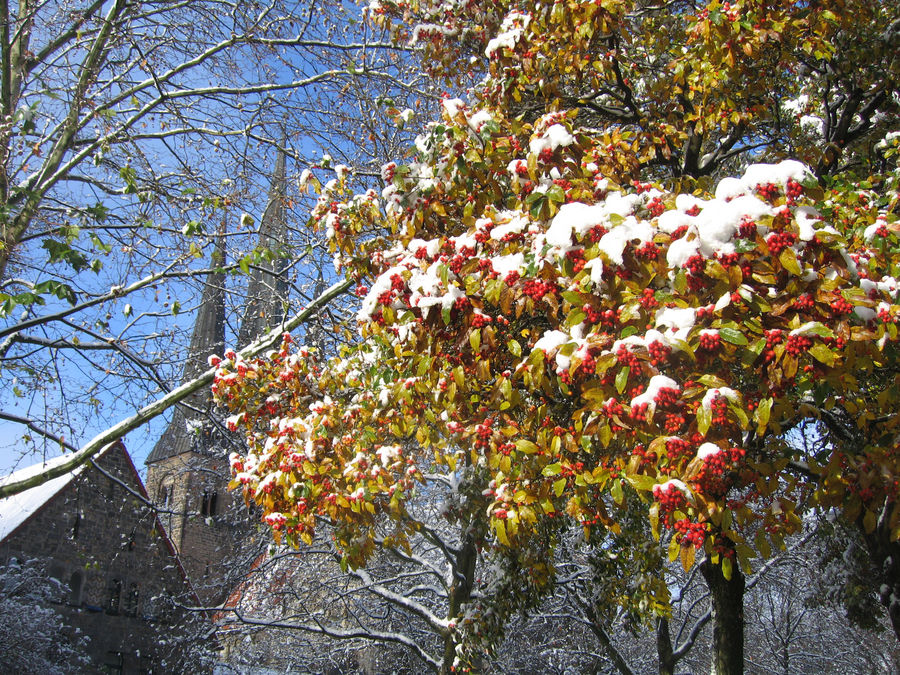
0,558 -> 92,674
0,0 -> 437,478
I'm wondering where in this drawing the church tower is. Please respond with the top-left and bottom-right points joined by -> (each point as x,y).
145,146 -> 292,605
144,226 -> 239,605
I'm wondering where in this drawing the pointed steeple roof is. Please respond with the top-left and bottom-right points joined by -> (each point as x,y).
237,144 -> 290,349
146,230 -> 226,465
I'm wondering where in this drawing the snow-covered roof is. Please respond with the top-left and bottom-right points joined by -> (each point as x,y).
0,451 -> 98,543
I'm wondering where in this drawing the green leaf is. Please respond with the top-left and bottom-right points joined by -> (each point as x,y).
453,365 -> 465,389
697,400 -> 712,436
615,366 -> 630,394
668,535 -> 680,562
508,339 -> 522,357
719,326 -> 748,345
649,502 -> 660,539
610,479 -> 624,504
566,308 -> 586,327
755,397 -> 772,433
627,474 -> 657,491
494,519 -> 509,545
546,184 -> 565,203
542,462 -> 562,477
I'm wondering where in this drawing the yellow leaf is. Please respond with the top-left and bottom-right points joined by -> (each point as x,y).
553,477 -> 566,497
722,556 -> 733,581
680,543 -> 696,572
495,519 -> 509,545
863,509 -> 877,534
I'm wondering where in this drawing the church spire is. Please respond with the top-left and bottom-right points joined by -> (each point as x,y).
237,143 -> 290,349
146,228 -> 226,465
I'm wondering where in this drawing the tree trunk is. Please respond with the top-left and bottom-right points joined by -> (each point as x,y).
656,617 -> 675,675
440,533 -> 477,675
701,558 -> 744,675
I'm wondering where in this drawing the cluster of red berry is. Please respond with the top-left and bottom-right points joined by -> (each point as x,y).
698,331 -> 721,351
756,182 -> 779,201
646,197 -> 665,217
615,344 -> 640,369
523,279 -> 555,300
602,397 -> 624,417
635,241 -> 660,260
737,216 -> 757,239
498,442 -> 515,456
674,519 -> 707,548
630,401 -> 650,422
785,179 -> 804,205
709,394 -> 729,426
666,436 -> 692,460
684,253 -> 705,276
647,340 -> 671,366
584,305 -> 618,327
471,312 -> 493,328
654,385 -> 681,409
766,230 -> 797,255
829,295 -> 854,315
580,351 -> 596,374
566,248 -> 586,273
587,224 -> 609,241
784,333 -> 813,356
640,287 -> 659,309
474,418 -> 494,449
664,413 -> 686,434
763,329 -> 783,363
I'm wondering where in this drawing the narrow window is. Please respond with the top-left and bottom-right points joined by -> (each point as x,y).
71,510 -> 81,540
125,583 -> 139,617
123,526 -> 137,551
107,578 -> 122,614
200,490 -> 218,517
69,571 -> 83,606
158,483 -> 172,510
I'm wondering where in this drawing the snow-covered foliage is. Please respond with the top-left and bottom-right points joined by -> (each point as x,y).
0,559 -> 92,674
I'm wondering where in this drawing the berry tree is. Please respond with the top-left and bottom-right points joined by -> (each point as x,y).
214,1 -> 900,673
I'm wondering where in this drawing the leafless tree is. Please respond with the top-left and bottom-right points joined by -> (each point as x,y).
0,0 -> 436,481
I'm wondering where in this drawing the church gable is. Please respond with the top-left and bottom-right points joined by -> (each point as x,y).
0,442 -> 206,673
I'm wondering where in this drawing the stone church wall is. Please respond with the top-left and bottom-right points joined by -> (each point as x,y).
0,444 -> 203,673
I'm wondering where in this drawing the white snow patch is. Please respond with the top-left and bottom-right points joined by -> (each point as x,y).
697,442 -> 723,459
529,124 -> 574,156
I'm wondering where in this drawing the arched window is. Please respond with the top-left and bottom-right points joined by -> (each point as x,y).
69,571 -> 83,606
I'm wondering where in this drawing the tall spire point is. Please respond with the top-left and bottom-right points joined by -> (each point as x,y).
237,143 -> 290,349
